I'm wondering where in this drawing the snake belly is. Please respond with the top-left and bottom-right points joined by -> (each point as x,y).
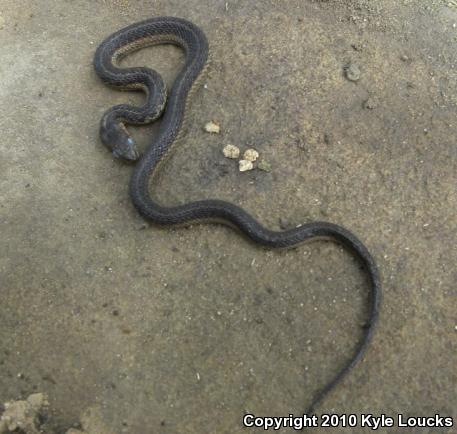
93,16 -> 381,415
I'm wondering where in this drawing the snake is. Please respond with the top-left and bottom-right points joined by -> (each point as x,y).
93,16 -> 381,416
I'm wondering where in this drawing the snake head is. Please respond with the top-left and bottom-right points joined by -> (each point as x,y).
100,121 -> 140,161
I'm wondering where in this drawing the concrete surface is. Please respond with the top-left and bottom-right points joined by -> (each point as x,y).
1,0 -> 456,433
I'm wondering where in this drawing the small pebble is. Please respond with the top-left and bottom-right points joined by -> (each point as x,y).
239,160 -> 254,172
204,121 -> 220,134
345,63 -> 361,82
257,159 -> 271,172
351,43 -> 363,51
243,148 -> 259,162
364,97 -> 378,109
279,217 -> 291,230
222,144 -> 240,159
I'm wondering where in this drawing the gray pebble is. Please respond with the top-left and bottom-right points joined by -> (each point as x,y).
345,63 -> 361,82
364,97 -> 378,110
279,217 -> 291,230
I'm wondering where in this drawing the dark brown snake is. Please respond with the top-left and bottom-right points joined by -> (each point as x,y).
93,16 -> 381,417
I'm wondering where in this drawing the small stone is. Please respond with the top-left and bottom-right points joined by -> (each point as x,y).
26,393 -> 48,410
239,160 -> 254,172
243,148 -> 259,162
257,160 -> 271,172
323,133 -> 333,145
204,121 -> 220,134
0,15 -> 5,30
0,393 -> 48,433
279,217 -> 291,230
222,144 -> 240,159
344,63 -> 361,82
364,97 -> 378,109
351,43 -> 363,51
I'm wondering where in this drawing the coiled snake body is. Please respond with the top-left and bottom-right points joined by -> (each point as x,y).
94,16 -> 381,415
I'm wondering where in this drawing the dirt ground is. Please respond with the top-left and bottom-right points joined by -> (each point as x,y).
0,0 -> 456,433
